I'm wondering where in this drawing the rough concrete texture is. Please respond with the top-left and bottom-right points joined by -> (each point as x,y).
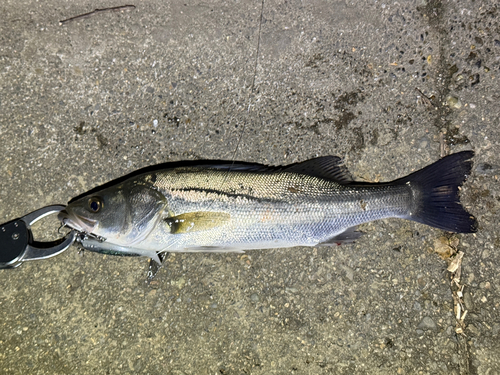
0,0 -> 499,373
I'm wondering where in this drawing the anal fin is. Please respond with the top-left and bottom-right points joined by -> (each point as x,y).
318,227 -> 363,246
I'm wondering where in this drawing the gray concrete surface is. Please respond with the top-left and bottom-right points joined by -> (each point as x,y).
0,0 -> 499,373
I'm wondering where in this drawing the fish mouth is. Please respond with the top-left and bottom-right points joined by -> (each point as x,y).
58,209 -> 97,234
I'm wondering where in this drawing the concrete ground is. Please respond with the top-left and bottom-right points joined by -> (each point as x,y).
1,0 -> 499,373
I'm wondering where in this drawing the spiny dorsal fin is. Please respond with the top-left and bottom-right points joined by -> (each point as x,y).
165,211 -> 230,234
284,156 -> 353,184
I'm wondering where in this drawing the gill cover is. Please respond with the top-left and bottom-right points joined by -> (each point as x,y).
62,180 -> 167,245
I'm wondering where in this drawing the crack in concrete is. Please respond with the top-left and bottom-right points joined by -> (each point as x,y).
417,1 -> 474,374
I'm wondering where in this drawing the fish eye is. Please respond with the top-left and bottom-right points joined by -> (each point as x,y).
88,197 -> 103,213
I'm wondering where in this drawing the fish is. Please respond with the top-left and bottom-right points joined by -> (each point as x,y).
58,151 -> 477,264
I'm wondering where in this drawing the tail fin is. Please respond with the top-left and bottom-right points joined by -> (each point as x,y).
398,151 -> 477,233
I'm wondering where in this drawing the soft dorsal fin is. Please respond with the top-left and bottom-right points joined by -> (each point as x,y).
284,156 -> 353,184
165,211 -> 230,234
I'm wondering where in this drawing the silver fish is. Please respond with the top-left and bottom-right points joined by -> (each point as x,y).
59,151 -> 477,263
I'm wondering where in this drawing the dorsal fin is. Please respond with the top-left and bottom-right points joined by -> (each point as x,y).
284,156 -> 353,184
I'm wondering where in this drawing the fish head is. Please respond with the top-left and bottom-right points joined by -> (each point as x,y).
59,181 -> 165,245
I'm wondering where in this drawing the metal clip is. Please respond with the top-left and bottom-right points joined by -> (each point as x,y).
0,205 -> 76,269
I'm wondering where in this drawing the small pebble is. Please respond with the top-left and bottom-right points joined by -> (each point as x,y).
446,95 -> 461,109
417,316 -> 437,331
463,291 -> 474,311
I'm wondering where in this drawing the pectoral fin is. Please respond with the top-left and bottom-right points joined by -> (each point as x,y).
165,211 -> 230,234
